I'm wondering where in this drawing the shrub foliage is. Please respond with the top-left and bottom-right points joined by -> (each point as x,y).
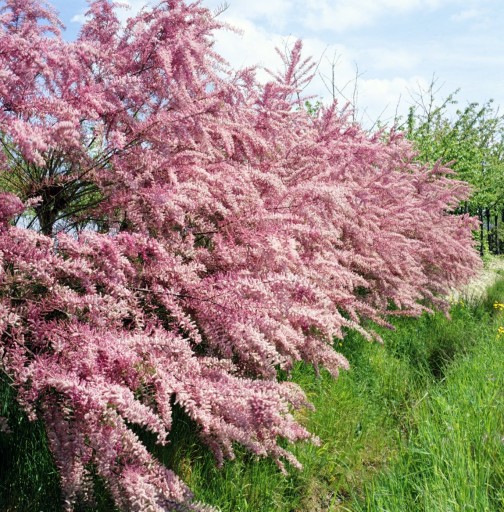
0,0 -> 480,510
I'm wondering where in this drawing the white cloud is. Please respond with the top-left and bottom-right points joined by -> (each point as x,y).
302,63 -> 432,128
356,75 -> 430,124
71,13 -> 86,24
450,6 -> 493,31
119,0 -> 151,16
209,0 -> 452,33
451,8 -> 481,23
69,0 -> 477,130
204,5 -> 437,128
210,16 -> 358,90
303,0 -> 447,32
71,0 -> 150,26
362,47 -> 420,71
214,0 -> 291,29
209,17 -> 286,83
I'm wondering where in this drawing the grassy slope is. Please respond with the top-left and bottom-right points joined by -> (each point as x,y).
1,280 -> 503,511
358,333 -> 504,512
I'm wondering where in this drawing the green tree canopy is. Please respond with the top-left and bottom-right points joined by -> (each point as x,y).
404,81 -> 504,212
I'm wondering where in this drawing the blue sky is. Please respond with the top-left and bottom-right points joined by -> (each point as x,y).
50,0 -> 504,127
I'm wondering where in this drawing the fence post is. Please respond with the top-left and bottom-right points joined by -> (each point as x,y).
486,208 -> 491,253
495,213 -> 499,255
479,207 -> 484,256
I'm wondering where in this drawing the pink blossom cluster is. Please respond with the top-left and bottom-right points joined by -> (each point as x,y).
0,0 -> 480,510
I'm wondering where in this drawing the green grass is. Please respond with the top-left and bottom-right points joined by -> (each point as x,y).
1,279 -> 504,511
0,374 -> 62,512
354,286 -> 504,512
356,333 -> 504,511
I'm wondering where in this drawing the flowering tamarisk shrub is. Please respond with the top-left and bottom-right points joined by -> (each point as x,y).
0,208 -> 312,509
0,0 -> 480,510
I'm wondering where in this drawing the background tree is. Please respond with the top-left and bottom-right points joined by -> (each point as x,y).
404,78 -> 504,254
